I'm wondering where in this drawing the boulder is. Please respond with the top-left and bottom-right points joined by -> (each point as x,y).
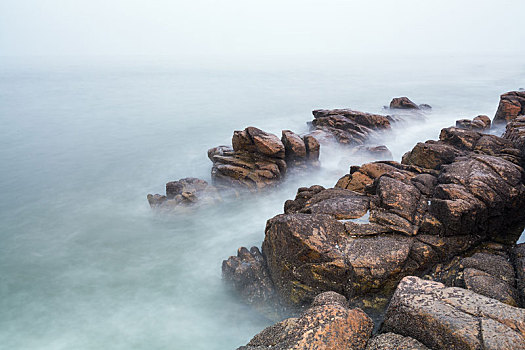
310,109 -> 390,145
237,292 -> 373,350
389,97 -> 420,110
222,247 -> 279,317
210,127 -> 320,190
494,91 -> 525,125
147,177 -> 221,209
282,130 -> 307,160
383,276 -> 525,350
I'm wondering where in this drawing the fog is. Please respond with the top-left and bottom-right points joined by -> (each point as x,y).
1,0 -> 524,62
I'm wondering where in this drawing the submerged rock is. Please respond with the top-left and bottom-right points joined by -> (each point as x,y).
494,91 -> 525,125
382,276 -> 525,349
147,177 -> 221,209
455,115 -> 491,131
310,109 -> 391,145
237,292 -> 373,350
389,97 -> 420,110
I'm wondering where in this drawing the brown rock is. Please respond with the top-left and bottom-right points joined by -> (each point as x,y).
282,130 -> 306,160
303,135 -> 320,161
383,276 -> 525,350
238,292 -> 373,350
494,91 -> 525,125
389,97 -> 420,110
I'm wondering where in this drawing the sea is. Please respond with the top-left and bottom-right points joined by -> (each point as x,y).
1,54 -> 524,349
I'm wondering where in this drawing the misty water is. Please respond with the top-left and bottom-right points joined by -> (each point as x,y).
1,55 -> 524,349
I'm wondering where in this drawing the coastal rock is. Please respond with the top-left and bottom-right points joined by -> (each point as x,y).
427,243 -> 519,306
455,115 -> 491,131
512,243 -> 525,307
366,333 -> 429,350
494,91 -> 525,125
303,135 -> 320,161
354,145 -> 393,161
310,109 -> 390,145
222,247 -> 279,316
382,276 -> 525,349
237,292 -> 373,350
147,177 -> 221,209
210,127 -> 319,190
389,97 -> 420,110
282,130 -> 307,160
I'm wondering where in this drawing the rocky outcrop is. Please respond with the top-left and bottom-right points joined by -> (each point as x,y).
512,243 -> 525,308
237,291 -> 373,350
208,127 -> 319,190
309,109 -> 391,145
494,91 -> 525,125
455,115 -> 491,131
147,177 -> 221,209
222,247 -> 280,318
389,97 -> 420,110
426,242 -> 519,307
225,123 -> 525,308
382,276 -> 525,349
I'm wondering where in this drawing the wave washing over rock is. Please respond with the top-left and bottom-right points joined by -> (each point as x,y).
220,92 -> 525,349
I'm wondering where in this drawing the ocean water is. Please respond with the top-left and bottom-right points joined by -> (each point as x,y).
1,55 -> 524,349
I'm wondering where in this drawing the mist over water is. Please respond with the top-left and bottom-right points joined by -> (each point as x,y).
1,54 -> 525,349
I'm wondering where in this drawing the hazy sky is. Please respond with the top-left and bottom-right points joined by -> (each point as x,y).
1,0 -> 524,58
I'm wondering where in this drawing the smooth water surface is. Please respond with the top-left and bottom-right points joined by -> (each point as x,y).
1,55 -> 524,349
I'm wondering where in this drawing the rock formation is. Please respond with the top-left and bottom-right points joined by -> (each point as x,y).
224,122 -> 525,308
208,127 -> 319,190
308,109 -> 391,145
389,97 -> 420,110
382,276 -> 525,349
147,177 -> 221,209
455,115 -> 491,131
493,91 -> 525,125
237,292 -> 373,350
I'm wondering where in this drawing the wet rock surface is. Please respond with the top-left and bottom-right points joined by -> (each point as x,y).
209,127 -> 320,190
494,91 -> 525,125
455,115 -> 491,131
310,109 -> 391,145
226,120 -> 525,309
237,292 -> 373,350
147,177 -> 221,209
427,242 -> 519,307
382,276 -> 525,350
389,97 -> 420,110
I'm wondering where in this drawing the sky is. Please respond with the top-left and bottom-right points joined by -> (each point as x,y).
0,0 -> 524,59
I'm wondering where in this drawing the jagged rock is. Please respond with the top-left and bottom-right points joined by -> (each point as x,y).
390,97 -> 420,110
303,135 -> 320,161
237,292 -> 373,350
426,243 -> 519,307
382,276 -> 525,350
209,127 -> 319,190
282,130 -> 307,160
310,109 -> 390,145
455,115 -> 491,131
147,194 -> 167,207
494,91 -> 525,125
354,145 -> 393,161
222,247 -> 279,317
419,103 -> 432,110
147,177 -> 221,209
366,333 -> 429,350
